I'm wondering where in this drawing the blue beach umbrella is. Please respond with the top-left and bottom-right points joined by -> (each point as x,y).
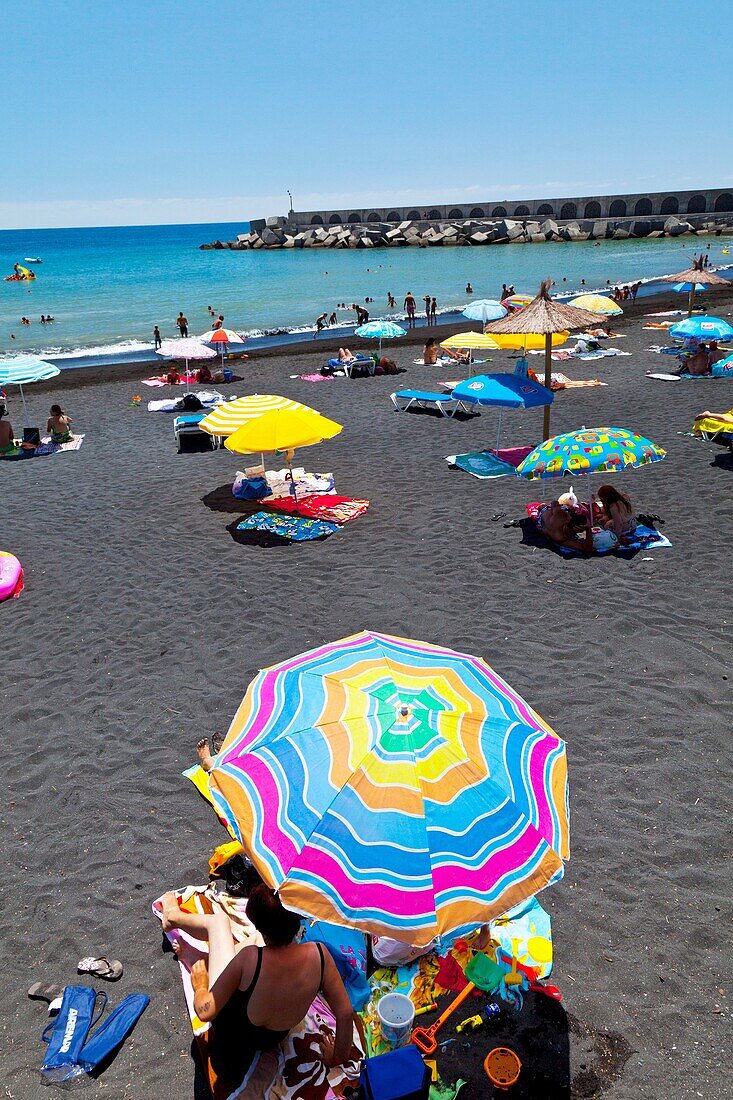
355,320 -> 406,355
451,373 -> 553,449
668,315 -> 733,342
462,299 -> 508,325
0,355 -> 60,425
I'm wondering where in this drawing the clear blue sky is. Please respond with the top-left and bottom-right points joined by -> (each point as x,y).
2,0 -> 731,229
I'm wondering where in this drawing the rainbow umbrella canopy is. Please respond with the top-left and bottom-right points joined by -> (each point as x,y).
569,294 -> 623,317
205,631 -> 569,945
517,426 -> 666,480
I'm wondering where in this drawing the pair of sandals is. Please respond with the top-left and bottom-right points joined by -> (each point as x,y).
28,957 -> 123,1004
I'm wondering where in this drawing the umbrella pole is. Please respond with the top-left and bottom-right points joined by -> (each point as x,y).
688,285 -> 695,317
496,408 -> 503,452
19,383 -> 29,428
542,333 -> 552,440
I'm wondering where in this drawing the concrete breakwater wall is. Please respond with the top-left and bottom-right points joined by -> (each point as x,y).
201,211 -> 733,251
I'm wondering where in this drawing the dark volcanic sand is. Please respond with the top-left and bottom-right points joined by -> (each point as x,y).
1,294 -> 731,1099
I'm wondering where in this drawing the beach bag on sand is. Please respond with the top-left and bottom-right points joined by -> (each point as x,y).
41,986 -> 148,1086
41,985 -> 102,1084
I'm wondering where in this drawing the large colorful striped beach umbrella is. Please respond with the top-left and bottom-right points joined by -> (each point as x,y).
199,394 -> 310,437
206,631 -> 569,945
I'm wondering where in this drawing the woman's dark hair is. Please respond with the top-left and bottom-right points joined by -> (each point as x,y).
50,403 -> 63,416
597,484 -> 632,511
246,884 -> 301,946
424,338 -> 436,348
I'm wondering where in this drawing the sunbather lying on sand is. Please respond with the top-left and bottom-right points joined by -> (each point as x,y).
535,500 -> 593,555
160,885 -> 356,1070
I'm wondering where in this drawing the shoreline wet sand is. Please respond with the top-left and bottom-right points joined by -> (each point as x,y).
1,289 -> 731,1097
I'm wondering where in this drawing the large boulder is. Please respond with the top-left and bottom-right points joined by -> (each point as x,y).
630,219 -> 652,237
613,227 -> 630,239
665,216 -> 693,236
539,219 -> 559,238
470,231 -> 490,244
530,233 -> 547,244
261,226 -> 283,245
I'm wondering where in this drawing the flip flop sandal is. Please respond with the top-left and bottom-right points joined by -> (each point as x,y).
77,956 -> 123,981
28,982 -> 63,1003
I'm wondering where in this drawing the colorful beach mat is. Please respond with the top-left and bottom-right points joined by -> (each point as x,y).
268,494 -> 370,523
236,512 -> 340,541
446,451 -> 520,479
1,434 -> 85,459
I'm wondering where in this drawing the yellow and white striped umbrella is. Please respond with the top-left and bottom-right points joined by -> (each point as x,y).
199,394 -> 310,437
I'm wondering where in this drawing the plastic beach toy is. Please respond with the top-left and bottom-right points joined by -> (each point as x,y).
376,993 -> 414,1049
0,551 -> 23,601
484,1046 -> 522,1090
411,982 -> 476,1054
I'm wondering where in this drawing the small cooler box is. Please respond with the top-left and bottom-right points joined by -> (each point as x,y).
360,1046 -> 430,1100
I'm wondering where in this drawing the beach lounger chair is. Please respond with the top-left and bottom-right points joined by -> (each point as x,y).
390,390 -> 478,418
173,412 -> 217,453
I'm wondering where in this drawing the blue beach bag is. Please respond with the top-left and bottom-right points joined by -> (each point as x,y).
41,985 -> 103,1084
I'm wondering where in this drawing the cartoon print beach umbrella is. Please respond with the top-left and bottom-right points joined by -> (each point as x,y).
668,315 -> 733,342
451,373 -> 553,450
486,281 -> 604,440
0,356 -> 60,426
517,426 -> 666,525
569,294 -> 623,317
659,259 -> 730,315
198,327 -> 247,364
355,320 -> 406,355
156,338 -> 216,393
204,631 -> 569,945
462,299 -> 507,324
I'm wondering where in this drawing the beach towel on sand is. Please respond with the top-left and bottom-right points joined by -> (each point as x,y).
268,494 -> 370,523
237,513 -> 340,541
445,447 -> 533,479
152,888 -> 363,1100
2,434 -> 85,459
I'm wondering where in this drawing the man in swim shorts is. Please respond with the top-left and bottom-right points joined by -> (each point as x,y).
536,501 -> 593,554
404,292 -> 416,329
177,311 -> 188,338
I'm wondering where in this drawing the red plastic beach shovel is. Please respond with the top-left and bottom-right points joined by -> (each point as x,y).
411,982 -> 476,1054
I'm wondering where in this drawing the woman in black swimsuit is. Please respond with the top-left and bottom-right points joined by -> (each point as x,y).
161,884 -> 355,1072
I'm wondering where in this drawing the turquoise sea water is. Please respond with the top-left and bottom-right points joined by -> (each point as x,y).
1,221 -> 730,368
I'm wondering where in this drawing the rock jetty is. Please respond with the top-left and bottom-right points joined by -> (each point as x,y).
201,214 -> 733,251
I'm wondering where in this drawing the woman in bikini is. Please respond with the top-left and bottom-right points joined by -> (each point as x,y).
47,404 -> 73,444
597,484 -> 636,543
160,884 -> 355,1073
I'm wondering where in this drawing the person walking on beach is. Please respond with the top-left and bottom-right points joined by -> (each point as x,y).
314,312 -> 328,338
404,292 -> 416,328
423,294 -> 431,324
177,311 -> 188,338
430,297 -> 437,324
153,325 -> 162,349
353,303 -> 369,325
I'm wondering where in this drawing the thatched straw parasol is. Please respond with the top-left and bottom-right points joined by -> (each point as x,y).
659,257 -> 730,316
485,280 -> 603,439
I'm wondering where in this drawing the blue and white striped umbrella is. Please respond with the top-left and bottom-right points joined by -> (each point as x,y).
0,356 -> 60,425
355,320 -> 406,354
0,356 -> 60,386
462,299 -> 508,324
355,321 -> 406,340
